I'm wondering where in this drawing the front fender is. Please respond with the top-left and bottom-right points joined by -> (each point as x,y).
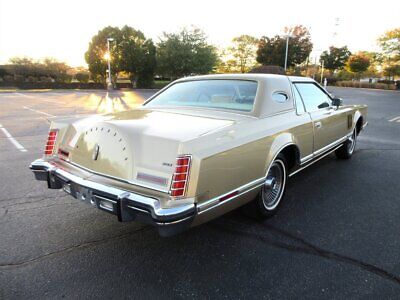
352,105 -> 368,131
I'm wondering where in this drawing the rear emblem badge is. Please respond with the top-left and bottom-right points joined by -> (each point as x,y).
93,144 -> 100,161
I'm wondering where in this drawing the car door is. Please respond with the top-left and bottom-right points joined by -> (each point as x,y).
293,82 -> 349,154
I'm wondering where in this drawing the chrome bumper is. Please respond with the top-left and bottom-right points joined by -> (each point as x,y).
29,159 -> 195,237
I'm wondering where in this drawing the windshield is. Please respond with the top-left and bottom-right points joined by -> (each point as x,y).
145,80 -> 258,112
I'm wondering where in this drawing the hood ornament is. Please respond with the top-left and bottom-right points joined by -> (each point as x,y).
92,144 -> 100,161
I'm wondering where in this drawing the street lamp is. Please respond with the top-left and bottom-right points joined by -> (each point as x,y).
284,33 -> 294,71
106,37 -> 114,90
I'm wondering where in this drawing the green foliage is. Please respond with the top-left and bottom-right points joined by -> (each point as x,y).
378,28 -> 400,59
5,57 -> 70,82
378,28 -> 400,80
85,26 -> 156,87
347,53 -> 371,74
75,72 -> 90,83
0,67 -> 9,77
256,25 -> 313,68
320,46 -> 351,70
384,64 -> 400,78
336,69 -> 355,81
215,48 -> 240,73
85,26 -> 122,83
336,80 -> 396,90
119,26 -> 157,87
228,35 -> 258,73
156,27 -> 218,79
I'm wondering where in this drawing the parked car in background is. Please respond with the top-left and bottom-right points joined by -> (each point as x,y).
30,74 -> 367,236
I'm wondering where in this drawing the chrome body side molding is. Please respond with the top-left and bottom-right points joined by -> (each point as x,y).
290,144 -> 342,177
300,134 -> 350,165
197,177 -> 265,213
198,134 -> 352,214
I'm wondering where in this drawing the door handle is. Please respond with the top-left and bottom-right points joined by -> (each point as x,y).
324,108 -> 334,115
315,121 -> 322,128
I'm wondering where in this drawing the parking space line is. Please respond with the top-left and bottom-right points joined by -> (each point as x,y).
23,106 -> 55,117
388,116 -> 400,122
0,124 -> 28,152
15,92 -> 63,104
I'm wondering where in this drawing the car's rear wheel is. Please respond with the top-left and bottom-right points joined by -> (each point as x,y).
335,128 -> 357,159
243,154 -> 288,219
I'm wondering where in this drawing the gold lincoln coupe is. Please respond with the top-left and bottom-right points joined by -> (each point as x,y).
30,74 -> 367,236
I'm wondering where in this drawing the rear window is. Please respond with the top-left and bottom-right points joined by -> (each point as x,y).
145,80 -> 258,112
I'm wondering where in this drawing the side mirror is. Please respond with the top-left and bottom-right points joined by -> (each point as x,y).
332,97 -> 343,108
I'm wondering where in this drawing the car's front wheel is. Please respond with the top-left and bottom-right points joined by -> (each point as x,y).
243,154 -> 288,219
335,128 -> 357,159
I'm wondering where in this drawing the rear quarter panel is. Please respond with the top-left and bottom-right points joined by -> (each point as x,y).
183,110 -> 313,204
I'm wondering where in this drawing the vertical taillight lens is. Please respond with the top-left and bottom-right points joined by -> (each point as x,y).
44,129 -> 58,156
170,155 -> 191,198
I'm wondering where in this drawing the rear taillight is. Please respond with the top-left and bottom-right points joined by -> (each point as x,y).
170,155 -> 191,198
44,129 -> 58,156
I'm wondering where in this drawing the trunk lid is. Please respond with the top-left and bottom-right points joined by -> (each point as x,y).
57,109 -> 235,191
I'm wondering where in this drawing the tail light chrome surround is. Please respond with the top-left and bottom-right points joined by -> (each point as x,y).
170,155 -> 192,198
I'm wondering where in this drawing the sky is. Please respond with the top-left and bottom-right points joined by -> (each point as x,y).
0,0 -> 399,67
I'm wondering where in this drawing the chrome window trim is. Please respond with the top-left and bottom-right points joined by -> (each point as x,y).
290,83 -> 307,116
293,82 -> 333,113
143,79 -> 260,116
272,91 -> 289,103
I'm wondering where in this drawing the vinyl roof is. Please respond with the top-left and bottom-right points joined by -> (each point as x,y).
176,73 -> 315,83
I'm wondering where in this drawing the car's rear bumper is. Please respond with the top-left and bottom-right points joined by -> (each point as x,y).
29,159 -> 196,237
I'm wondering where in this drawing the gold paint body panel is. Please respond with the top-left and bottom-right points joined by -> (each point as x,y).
45,74 -> 367,225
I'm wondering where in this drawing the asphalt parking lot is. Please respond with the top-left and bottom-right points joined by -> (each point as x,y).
0,87 -> 400,299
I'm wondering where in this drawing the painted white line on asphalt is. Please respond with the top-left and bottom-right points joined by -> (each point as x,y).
0,124 -> 28,152
15,92 -> 34,98
23,106 -> 55,117
389,116 -> 400,122
14,92 -> 63,104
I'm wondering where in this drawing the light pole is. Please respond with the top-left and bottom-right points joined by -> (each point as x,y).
284,33 -> 294,71
106,37 -> 114,90
320,60 -> 325,84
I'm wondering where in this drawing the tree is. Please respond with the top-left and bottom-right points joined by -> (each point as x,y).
85,26 -> 122,83
156,27 -> 218,79
383,64 -> 400,80
256,25 -> 313,68
0,67 -> 8,78
7,57 -> 72,82
215,48 -> 241,73
320,46 -> 351,70
75,72 -> 90,83
85,26 -> 156,87
119,26 -> 156,87
228,35 -> 258,73
347,53 -> 371,77
378,28 -> 400,80
378,28 -> 400,59
42,58 -> 70,82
